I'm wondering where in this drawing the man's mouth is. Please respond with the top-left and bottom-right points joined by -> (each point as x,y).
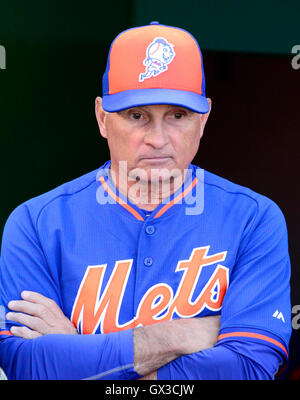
139,156 -> 171,163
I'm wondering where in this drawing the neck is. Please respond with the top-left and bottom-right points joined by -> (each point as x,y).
109,165 -> 187,211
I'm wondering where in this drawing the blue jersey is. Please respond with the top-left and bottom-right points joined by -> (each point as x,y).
0,162 -> 291,379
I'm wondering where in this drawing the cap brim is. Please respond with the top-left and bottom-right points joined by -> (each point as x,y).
102,88 -> 210,114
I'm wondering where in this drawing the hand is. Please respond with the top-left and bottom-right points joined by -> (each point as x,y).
6,291 -> 78,339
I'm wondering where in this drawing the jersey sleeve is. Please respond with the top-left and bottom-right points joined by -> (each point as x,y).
218,197 -> 291,363
0,204 -> 140,380
157,339 -> 283,379
158,197 -> 291,380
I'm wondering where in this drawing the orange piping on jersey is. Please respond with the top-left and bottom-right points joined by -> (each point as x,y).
217,332 -> 288,358
0,330 -> 12,336
153,177 -> 199,219
98,176 -> 144,221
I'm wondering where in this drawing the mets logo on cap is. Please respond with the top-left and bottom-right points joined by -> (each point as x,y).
139,37 -> 176,82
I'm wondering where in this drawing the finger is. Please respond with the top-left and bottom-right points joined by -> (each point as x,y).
8,300 -> 52,322
8,299 -> 61,327
10,326 -> 42,339
6,312 -> 49,334
21,291 -> 64,318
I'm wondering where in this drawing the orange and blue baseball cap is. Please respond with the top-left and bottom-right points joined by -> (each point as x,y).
102,21 -> 209,114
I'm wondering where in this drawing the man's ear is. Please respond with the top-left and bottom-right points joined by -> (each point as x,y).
199,98 -> 212,138
95,96 -> 108,139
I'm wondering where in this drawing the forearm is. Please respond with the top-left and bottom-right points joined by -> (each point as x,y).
0,330 -> 140,380
133,316 -> 220,377
133,321 -> 180,377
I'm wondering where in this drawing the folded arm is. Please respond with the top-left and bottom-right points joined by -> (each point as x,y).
5,292 -> 284,381
5,290 -> 221,379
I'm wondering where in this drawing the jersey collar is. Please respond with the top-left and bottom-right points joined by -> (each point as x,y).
96,161 -> 202,221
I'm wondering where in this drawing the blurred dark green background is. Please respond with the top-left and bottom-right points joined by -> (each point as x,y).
1,0 -> 300,379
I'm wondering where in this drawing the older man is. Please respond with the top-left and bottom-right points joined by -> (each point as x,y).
0,22 -> 291,380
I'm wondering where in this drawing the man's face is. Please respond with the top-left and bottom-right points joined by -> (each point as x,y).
96,98 -> 211,183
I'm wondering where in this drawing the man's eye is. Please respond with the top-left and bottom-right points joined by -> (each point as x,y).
130,112 -> 143,120
173,112 -> 184,119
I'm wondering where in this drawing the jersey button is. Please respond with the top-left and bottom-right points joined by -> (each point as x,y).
144,257 -> 153,267
145,225 -> 155,235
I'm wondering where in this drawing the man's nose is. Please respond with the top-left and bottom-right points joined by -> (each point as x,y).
144,120 -> 169,149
